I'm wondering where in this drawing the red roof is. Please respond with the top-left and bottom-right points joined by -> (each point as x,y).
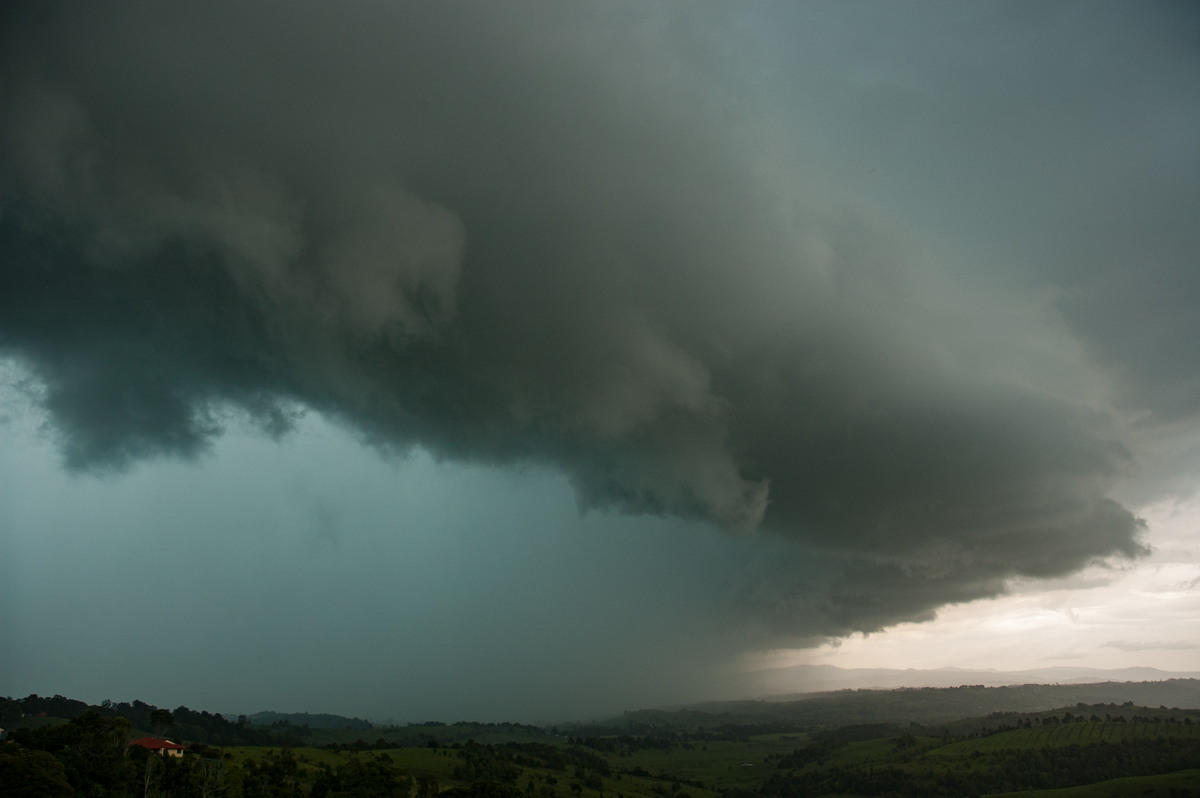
130,737 -> 185,751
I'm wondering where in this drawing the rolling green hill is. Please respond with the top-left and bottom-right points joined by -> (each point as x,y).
4,687 -> 1200,797
582,680 -> 1200,734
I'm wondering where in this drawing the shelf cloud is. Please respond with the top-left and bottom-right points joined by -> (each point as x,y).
3,0 -> 1196,665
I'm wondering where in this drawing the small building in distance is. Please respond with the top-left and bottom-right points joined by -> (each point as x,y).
129,737 -> 185,757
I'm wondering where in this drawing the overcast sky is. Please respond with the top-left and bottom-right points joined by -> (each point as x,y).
2,1 -> 1198,723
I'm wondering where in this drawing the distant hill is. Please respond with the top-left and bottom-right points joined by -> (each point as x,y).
738,663 -> 1200,696
579,679 -> 1200,733
0,694 -> 294,746
249,710 -> 373,730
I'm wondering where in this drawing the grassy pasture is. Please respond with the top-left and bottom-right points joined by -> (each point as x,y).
618,733 -> 810,790
226,745 -> 478,780
217,714 -> 1200,798
299,722 -> 560,747
930,722 -> 1200,757
3,715 -> 73,730
225,744 -> 726,798
985,768 -> 1200,797
827,737 -> 914,768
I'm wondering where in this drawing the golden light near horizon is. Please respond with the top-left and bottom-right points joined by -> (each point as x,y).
779,498 -> 1200,676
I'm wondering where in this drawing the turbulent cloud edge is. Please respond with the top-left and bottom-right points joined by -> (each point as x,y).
1,0 -> 1185,648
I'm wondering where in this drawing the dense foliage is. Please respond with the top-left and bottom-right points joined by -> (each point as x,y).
1,695 -> 290,747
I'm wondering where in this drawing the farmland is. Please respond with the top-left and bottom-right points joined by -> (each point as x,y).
155,706 -> 1200,796
4,684 -> 1200,796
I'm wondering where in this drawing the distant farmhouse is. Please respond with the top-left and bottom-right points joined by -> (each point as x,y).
129,737 -> 185,757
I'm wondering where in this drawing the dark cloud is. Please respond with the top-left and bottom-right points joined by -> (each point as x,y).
2,0 -> 1191,653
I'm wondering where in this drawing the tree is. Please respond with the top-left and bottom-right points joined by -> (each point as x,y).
135,746 -> 158,798
151,708 -> 175,737
198,757 -> 230,798
0,748 -> 74,798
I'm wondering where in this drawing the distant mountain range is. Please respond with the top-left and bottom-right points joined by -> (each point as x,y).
738,664 -> 1200,698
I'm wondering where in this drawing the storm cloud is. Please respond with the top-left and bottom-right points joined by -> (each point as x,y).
2,0 -> 1196,663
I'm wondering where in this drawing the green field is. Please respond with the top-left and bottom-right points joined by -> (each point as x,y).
932,721 -> 1200,757
986,769 -> 1200,798
218,717 -> 1200,797
227,743 -> 726,798
297,723 -> 561,748
6,689 -> 1200,797
225,746 -> 486,786
617,734 -> 810,791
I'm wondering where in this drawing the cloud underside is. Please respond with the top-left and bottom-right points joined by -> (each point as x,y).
3,0 -> 1191,649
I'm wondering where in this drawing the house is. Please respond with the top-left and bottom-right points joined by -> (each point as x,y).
129,737 -> 185,757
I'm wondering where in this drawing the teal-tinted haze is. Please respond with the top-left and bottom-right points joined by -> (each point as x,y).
2,1 -> 1198,720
